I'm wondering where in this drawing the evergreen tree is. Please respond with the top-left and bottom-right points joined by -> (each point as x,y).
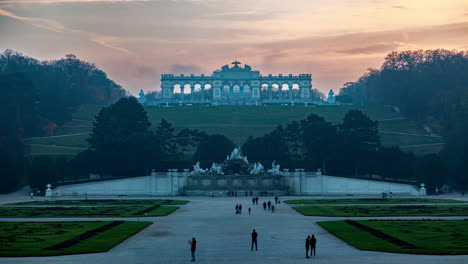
194,134 -> 235,168
338,110 -> 380,175
86,97 -> 158,176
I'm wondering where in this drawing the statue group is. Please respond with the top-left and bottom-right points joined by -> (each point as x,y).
191,148 -> 282,176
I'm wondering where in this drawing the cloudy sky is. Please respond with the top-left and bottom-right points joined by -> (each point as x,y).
1,0 -> 467,95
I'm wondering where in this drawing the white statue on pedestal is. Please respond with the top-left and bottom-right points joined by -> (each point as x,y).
45,184 -> 53,197
267,160 -> 281,175
250,162 -> 265,175
209,163 -> 224,175
191,161 -> 207,175
419,183 -> 427,196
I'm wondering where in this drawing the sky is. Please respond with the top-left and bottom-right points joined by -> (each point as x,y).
1,0 -> 467,95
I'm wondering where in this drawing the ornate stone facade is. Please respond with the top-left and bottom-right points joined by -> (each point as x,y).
159,61 -> 314,105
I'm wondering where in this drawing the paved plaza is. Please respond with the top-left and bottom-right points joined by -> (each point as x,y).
1,195 -> 468,264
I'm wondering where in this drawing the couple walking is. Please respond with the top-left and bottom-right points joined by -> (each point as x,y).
305,235 -> 317,258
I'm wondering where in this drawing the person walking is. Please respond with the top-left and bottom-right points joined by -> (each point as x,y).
263,201 -> 267,210
235,204 -> 239,214
30,192 -> 34,199
305,236 -> 311,258
267,201 -> 271,210
189,238 -> 197,262
239,204 -> 243,214
251,229 -> 258,251
252,197 -> 256,205
248,207 -> 251,214
271,205 -> 275,213
275,196 -> 278,204
310,235 -> 317,257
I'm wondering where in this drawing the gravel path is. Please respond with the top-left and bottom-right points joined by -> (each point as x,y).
0,195 -> 467,264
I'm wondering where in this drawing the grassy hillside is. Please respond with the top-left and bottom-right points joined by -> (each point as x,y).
27,104 -> 444,156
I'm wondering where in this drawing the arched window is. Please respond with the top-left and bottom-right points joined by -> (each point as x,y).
173,84 -> 182,94
223,85 -> 230,98
183,84 -> 191,94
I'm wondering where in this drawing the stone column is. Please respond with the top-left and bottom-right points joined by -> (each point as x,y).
289,88 -> 293,101
181,85 -> 185,101
201,85 -> 205,101
279,85 -> 283,100
190,86 -> 195,101
269,86 -> 273,100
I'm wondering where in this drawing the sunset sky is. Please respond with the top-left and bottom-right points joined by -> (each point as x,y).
1,0 -> 467,95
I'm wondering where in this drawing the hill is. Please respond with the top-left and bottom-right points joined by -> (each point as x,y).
27,104 -> 444,157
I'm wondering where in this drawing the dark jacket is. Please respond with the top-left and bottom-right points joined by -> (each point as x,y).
251,231 -> 258,240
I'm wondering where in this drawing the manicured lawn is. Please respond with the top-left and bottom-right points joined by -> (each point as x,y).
28,144 -> 83,156
29,104 -> 443,156
10,199 -> 189,206
284,198 -> 463,205
318,220 -> 468,255
0,221 -> 151,257
293,205 -> 468,217
0,205 -> 180,217
380,133 -> 443,147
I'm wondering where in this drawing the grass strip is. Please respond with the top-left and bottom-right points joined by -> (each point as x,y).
284,198 -> 463,205
10,199 -> 189,206
344,220 -> 419,249
318,220 -> 468,255
0,205 -> 180,217
293,204 -> 468,217
45,221 -> 124,250
0,221 -> 151,257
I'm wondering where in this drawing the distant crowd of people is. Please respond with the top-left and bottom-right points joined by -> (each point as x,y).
226,190 -> 273,197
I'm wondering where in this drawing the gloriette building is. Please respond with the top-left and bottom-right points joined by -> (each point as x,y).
157,61 -> 315,105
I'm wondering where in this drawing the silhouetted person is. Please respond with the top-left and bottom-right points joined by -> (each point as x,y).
275,196 -> 278,204
235,204 -> 239,214
252,197 -> 255,205
271,205 -> 275,213
30,192 -> 34,199
267,201 -> 271,210
263,201 -> 267,210
305,236 -> 311,258
251,229 -> 258,251
310,235 -> 317,256
248,207 -> 251,214
239,204 -> 243,214
189,237 -> 197,262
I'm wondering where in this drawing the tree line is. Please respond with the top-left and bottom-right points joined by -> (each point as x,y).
27,98 -> 447,194
0,50 -> 126,193
338,49 -> 468,192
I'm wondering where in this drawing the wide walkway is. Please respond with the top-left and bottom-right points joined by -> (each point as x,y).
1,196 -> 468,264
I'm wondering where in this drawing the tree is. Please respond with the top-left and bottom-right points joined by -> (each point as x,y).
299,114 -> 338,173
29,156 -> 67,189
86,97 -> 158,176
194,134 -> 235,168
154,119 -> 180,163
339,110 -> 380,176
242,125 -> 290,167
0,72 -> 40,193
414,154 -> 446,193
